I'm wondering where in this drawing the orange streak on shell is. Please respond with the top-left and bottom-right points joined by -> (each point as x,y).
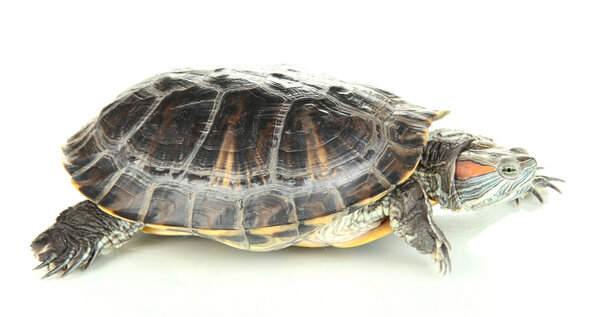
301,117 -> 329,178
141,226 -> 192,236
212,131 -> 236,187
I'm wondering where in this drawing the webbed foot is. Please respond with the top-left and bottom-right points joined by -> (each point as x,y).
427,212 -> 452,275
31,200 -> 143,278
31,225 -> 102,278
388,177 -> 453,275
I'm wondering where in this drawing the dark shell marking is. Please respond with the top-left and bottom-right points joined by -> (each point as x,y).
63,67 -> 443,250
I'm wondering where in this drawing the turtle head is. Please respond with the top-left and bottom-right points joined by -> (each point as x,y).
418,129 -> 537,211
453,138 -> 537,210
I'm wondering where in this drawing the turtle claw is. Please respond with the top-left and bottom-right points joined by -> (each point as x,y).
31,200 -> 143,278
531,188 -> 544,203
533,175 -> 564,195
540,176 -> 565,183
61,245 -> 93,277
32,247 -> 58,271
520,174 -> 564,205
83,248 -> 100,270
42,255 -> 72,279
432,240 -> 452,276
31,225 -> 103,279
33,258 -> 54,271
426,211 -> 452,275
545,182 -> 562,194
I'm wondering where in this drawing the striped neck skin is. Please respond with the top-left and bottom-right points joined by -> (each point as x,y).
416,129 -> 537,211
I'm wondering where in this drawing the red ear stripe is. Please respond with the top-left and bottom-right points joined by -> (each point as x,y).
455,161 -> 497,179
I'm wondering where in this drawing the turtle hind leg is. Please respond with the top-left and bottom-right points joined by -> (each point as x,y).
388,177 -> 452,275
31,200 -> 143,278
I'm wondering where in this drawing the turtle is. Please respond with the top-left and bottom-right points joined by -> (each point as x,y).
31,67 -> 562,278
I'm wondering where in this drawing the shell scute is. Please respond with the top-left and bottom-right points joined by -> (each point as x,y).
98,87 -> 157,141
293,189 -> 344,221
152,75 -> 196,92
242,192 -> 295,229
277,97 -> 365,179
97,171 -> 150,221
376,145 -> 423,184
191,193 -> 240,230
337,171 -> 391,207
189,88 -> 285,180
144,186 -> 192,227
70,155 -> 119,201
128,86 -> 218,165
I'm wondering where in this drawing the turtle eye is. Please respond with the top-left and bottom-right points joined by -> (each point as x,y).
500,165 -> 519,179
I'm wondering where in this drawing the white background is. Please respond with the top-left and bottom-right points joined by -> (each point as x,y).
2,1 -> 598,316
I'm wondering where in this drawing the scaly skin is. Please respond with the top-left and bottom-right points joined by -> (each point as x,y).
31,200 -> 143,278
388,177 -> 451,275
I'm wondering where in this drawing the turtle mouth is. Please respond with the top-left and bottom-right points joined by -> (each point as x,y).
517,157 -> 538,191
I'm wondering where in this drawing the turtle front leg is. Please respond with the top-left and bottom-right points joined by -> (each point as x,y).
31,200 -> 143,278
517,174 -> 564,205
388,177 -> 452,275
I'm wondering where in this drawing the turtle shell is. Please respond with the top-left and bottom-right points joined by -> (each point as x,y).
62,67 -> 445,250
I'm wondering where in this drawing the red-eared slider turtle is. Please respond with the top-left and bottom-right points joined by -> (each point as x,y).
31,67 -> 562,278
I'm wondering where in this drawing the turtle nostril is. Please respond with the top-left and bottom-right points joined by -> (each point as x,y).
517,156 -> 530,163
517,156 -> 537,168
511,147 -> 529,155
